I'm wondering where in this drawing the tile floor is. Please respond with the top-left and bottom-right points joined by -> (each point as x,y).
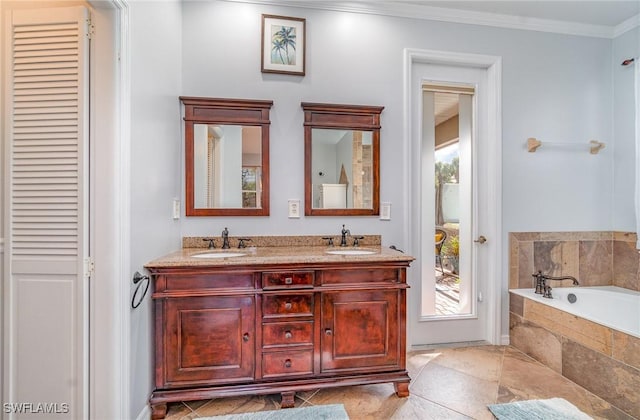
164,345 -> 634,419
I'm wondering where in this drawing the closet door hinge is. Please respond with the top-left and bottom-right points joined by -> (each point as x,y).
84,257 -> 95,279
86,18 -> 95,39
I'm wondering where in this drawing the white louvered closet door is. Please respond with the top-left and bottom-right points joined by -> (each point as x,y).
5,6 -> 89,418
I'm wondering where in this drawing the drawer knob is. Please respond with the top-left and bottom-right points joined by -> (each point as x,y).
284,359 -> 292,368
284,302 -> 292,310
284,277 -> 293,284
325,328 -> 332,336
243,333 -> 250,342
284,331 -> 293,339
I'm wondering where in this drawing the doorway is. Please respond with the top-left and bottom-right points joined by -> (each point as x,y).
404,49 -> 503,346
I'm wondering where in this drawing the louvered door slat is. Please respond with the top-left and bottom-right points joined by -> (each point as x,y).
7,6 -> 89,417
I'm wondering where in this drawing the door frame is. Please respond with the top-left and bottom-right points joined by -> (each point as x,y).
402,48 -> 503,346
88,0 -> 131,418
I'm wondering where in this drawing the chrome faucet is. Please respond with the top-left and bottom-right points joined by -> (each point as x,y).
340,224 -> 350,247
532,270 -> 579,298
221,227 -> 230,249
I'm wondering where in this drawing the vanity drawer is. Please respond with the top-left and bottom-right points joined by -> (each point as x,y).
262,350 -> 313,378
262,271 -> 314,289
262,321 -> 313,347
262,294 -> 313,318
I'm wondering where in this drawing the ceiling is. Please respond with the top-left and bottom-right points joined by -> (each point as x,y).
250,0 -> 640,37
403,1 -> 640,27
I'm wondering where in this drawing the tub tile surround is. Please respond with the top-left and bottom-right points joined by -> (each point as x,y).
509,231 -> 640,418
613,237 -> 640,291
510,302 -> 640,418
563,340 -> 640,419
509,231 -> 639,291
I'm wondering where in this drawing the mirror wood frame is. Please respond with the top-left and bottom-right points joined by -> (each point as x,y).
302,102 -> 383,216
181,96 -> 273,216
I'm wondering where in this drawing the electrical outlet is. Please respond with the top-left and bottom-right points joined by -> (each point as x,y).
288,199 -> 301,218
172,198 -> 180,220
380,202 -> 391,220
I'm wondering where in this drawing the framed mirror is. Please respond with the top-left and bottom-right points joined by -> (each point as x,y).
181,97 -> 273,216
302,102 -> 383,216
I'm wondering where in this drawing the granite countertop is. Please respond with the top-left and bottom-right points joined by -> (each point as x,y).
145,245 -> 414,269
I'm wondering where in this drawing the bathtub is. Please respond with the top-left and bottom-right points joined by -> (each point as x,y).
510,286 -> 640,339
509,285 -> 640,418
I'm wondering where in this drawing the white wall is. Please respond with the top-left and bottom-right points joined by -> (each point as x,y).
128,1 -> 182,418
613,27 -> 640,231
180,1 -> 615,245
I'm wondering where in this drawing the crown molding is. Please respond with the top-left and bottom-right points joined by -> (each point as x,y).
614,13 -> 640,38
227,0 -> 639,39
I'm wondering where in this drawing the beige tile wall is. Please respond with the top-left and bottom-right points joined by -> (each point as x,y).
509,231 -> 640,291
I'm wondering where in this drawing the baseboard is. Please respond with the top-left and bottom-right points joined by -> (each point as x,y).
501,334 -> 510,345
135,404 -> 151,420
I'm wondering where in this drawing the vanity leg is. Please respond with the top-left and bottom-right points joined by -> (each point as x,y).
394,381 -> 410,398
280,391 -> 295,408
151,402 -> 168,419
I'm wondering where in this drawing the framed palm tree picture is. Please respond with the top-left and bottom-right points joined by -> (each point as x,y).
261,14 -> 305,76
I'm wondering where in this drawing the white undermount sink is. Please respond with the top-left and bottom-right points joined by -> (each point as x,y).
325,249 -> 376,256
192,251 -> 246,259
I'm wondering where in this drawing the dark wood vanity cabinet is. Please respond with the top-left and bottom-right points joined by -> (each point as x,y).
321,289 -> 401,372
149,263 -> 410,419
163,295 -> 255,386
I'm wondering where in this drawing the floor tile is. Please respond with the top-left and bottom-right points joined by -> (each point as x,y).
498,347 -> 629,420
410,362 -> 498,420
308,383 -> 405,420
165,401 -> 197,420
406,350 -> 440,380
192,395 -> 279,417
389,395 -> 472,419
429,345 -> 505,382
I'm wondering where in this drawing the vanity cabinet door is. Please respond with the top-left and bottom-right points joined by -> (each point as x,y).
163,295 -> 255,387
320,290 -> 400,372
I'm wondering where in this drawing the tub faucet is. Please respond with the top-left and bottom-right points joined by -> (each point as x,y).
532,270 -> 579,298
221,227 -> 230,249
340,224 -> 351,247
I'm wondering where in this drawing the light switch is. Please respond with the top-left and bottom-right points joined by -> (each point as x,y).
380,202 -> 391,220
288,199 -> 301,218
172,198 -> 180,220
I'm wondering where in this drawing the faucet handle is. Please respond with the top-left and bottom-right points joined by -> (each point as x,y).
202,238 -> 216,249
237,238 -> 251,249
352,236 -> 365,247
322,237 -> 335,246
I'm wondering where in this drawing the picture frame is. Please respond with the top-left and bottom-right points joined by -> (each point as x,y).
261,14 -> 306,76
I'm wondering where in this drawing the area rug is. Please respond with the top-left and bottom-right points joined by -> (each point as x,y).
488,398 -> 592,420
199,403 -> 349,420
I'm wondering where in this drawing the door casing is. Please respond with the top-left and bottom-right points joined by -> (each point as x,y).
403,48 -> 503,347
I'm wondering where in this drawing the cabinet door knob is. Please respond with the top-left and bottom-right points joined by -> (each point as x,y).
284,302 -> 292,310
325,328 -> 332,336
243,333 -> 250,342
284,359 -> 292,368
284,277 -> 293,284
284,331 -> 293,339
